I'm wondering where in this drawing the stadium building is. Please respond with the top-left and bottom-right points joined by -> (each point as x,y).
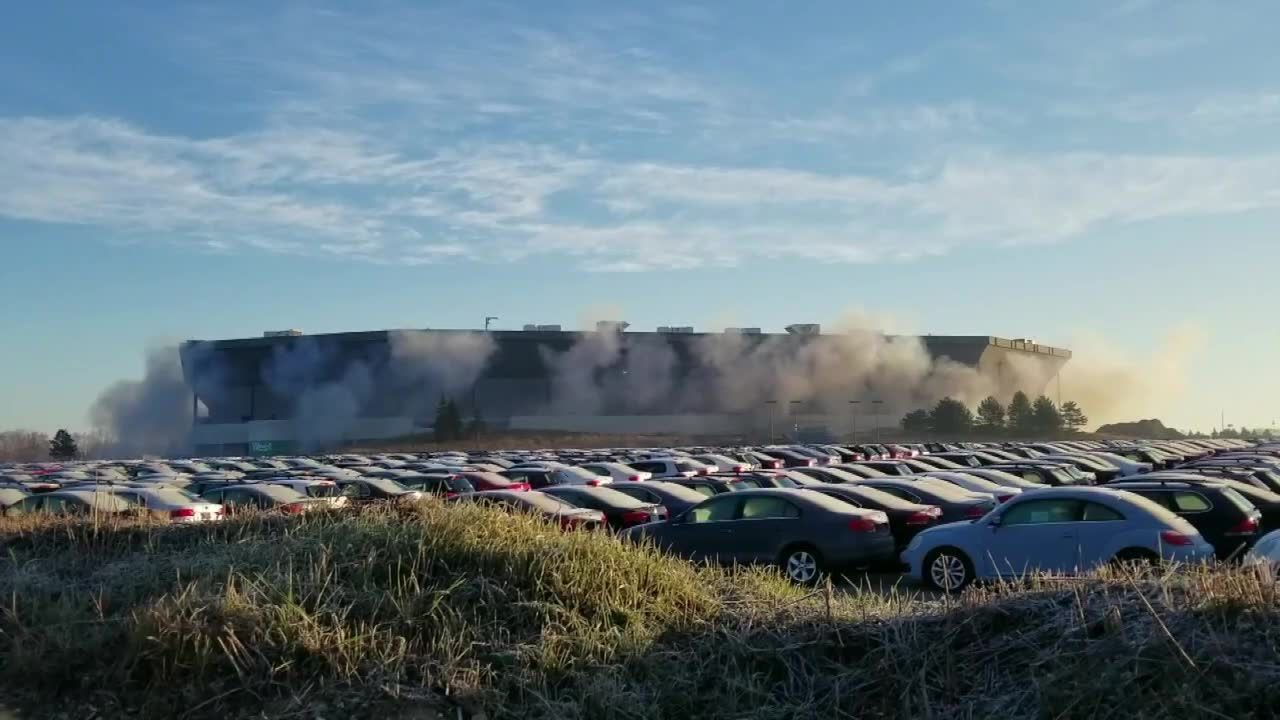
181,324 -> 1071,456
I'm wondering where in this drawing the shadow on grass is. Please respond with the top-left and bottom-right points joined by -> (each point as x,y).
2,508 -> 1279,719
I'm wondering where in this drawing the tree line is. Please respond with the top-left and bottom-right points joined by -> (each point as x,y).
900,392 -> 1088,437
0,428 -> 98,462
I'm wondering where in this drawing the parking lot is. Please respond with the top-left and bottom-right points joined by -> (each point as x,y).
4,435 -> 1277,590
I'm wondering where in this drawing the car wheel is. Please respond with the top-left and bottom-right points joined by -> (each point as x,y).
780,546 -> 823,585
924,548 -> 973,593
1110,548 -> 1159,570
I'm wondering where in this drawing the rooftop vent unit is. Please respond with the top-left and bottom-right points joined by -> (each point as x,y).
724,327 -> 763,335
523,324 -> 563,332
785,324 -> 821,335
596,320 -> 631,333
264,330 -> 303,338
657,326 -> 694,334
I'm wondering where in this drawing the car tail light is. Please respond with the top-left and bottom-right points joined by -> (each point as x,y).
169,508 -> 196,519
586,479 -> 603,487
444,492 -> 459,499
997,494 -> 1015,503
1159,530 -> 1194,547
905,507 -> 942,525
697,468 -> 709,476
628,475 -> 641,481
620,510 -> 652,526
966,505 -> 989,519
847,512 -> 886,532
282,503 -> 305,515
1227,516 -> 1260,536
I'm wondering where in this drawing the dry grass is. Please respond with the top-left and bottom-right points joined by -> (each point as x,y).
2,506 -> 1279,719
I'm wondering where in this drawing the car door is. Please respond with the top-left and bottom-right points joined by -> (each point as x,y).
729,496 -> 803,565
983,498 -> 1081,577
658,495 -> 741,563
1070,501 -> 1130,569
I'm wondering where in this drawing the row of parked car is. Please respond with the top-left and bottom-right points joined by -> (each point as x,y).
5,436 -> 1280,591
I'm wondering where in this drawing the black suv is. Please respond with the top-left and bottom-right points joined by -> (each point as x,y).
1110,480 -> 1262,560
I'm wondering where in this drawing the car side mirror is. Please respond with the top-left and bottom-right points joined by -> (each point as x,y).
988,515 -> 1002,529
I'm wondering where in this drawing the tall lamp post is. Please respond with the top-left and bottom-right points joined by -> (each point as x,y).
848,400 -> 862,442
788,400 -> 803,440
870,400 -> 885,443
765,400 -> 778,443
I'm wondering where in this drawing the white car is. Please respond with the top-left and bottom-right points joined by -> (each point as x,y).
577,462 -> 652,482
106,485 -> 225,522
918,472 -> 1024,503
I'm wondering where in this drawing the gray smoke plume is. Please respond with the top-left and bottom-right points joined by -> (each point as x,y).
535,312 -> 1061,429
258,330 -> 498,451
89,344 -> 195,458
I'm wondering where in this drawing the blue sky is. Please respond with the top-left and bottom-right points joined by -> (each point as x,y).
2,0 -> 1279,433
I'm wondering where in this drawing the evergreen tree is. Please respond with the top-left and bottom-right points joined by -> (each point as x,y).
49,429 -> 79,460
901,409 -> 931,434
1007,391 -> 1035,437
929,397 -> 974,435
442,398 -> 465,440
975,396 -> 1006,434
1060,401 -> 1088,433
1031,396 -> 1064,435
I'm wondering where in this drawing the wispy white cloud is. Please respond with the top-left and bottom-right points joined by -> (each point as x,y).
5,3 -> 1280,271
6,114 -> 1280,270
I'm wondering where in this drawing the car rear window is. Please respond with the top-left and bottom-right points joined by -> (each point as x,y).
558,487 -> 647,510
1219,487 -> 1257,513
148,488 -> 203,504
511,492 -> 578,513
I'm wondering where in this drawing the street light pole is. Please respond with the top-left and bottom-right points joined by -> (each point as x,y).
871,400 -> 885,443
849,400 -> 862,442
788,400 -> 803,441
484,316 -> 499,331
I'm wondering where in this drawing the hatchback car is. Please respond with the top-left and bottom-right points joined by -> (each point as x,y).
902,487 -> 1215,592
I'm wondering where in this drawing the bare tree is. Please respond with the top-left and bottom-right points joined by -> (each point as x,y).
0,429 -> 52,462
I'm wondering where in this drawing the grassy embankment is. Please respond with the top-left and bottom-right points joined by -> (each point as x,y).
2,503 -> 1279,719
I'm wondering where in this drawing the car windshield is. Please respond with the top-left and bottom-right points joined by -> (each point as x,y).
251,485 -> 310,502
912,480 -> 986,501
363,477 -> 409,494
570,487 -> 647,509
147,488 -> 204,504
820,468 -> 864,483
675,461 -> 704,472
305,484 -> 340,498
560,467 -> 600,482
648,483 -> 708,503
73,493 -> 134,512
1049,468 -> 1078,484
